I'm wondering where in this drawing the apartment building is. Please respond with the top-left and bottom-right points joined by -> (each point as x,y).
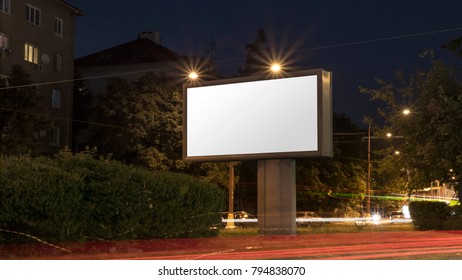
0,0 -> 81,155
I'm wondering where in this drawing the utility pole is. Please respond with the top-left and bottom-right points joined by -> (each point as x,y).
227,162 -> 235,228
366,123 -> 371,217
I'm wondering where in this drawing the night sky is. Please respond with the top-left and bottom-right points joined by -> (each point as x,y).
67,0 -> 462,127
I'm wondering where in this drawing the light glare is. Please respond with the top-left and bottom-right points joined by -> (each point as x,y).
188,72 -> 199,80
270,63 -> 281,72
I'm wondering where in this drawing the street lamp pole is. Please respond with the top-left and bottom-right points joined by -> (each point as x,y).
227,162 -> 235,228
364,109 -> 409,217
366,123 -> 371,217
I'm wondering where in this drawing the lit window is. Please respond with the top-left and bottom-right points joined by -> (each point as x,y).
54,17 -> 63,37
0,33 -> 8,49
52,89 -> 61,108
24,43 -> 39,64
50,127 -> 60,146
0,0 -> 10,14
54,54 -> 62,72
26,4 -> 41,26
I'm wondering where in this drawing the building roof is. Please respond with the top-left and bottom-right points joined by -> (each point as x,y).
57,0 -> 83,16
75,38 -> 185,67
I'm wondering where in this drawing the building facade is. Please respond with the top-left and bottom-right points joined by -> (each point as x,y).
0,0 -> 81,155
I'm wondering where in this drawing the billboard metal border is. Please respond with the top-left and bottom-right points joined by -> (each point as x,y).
182,68 -> 332,162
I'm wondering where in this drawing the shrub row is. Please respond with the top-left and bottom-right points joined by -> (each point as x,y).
409,201 -> 462,230
0,151 -> 226,244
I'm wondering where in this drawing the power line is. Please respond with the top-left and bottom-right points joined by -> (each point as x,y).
1,26 -> 461,91
289,27 -> 462,54
333,132 -> 367,135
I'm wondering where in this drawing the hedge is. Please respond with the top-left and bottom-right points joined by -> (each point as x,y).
0,151 -> 226,244
409,201 -> 451,230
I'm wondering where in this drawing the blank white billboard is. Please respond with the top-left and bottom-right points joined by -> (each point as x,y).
183,69 -> 332,161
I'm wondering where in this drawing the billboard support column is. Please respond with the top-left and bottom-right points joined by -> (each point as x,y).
257,159 -> 296,235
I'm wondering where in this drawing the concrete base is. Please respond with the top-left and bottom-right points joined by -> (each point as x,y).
257,159 -> 296,235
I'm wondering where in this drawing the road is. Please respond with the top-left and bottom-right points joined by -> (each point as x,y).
5,230 -> 462,260
122,230 -> 462,260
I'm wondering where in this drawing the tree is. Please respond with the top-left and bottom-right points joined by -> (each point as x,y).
72,68 -> 93,151
332,112 -> 366,160
87,72 -> 183,171
0,65 -> 53,156
442,36 -> 462,57
238,29 -> 271,76
360,60 -> 462,197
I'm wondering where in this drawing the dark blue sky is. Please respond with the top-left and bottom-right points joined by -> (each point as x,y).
68,0 -> 462,127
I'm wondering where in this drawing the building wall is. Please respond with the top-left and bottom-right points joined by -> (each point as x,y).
0,0 -> 80,155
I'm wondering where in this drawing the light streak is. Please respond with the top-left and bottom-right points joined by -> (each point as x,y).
221,217 -> 413,224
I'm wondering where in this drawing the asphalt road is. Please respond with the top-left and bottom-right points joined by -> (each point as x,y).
124,230 -> 462,260
5,230 -> 462,260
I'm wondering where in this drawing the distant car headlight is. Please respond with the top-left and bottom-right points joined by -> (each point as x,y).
372,213 -> 381,224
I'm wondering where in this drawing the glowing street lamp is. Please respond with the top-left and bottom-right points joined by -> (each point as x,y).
270,63 -> 282,73
188,71 -> 199,80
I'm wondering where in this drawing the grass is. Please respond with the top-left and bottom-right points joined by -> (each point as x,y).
218,222 -> 415,237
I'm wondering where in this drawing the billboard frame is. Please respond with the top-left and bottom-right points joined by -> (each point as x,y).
182,68 -> 332,162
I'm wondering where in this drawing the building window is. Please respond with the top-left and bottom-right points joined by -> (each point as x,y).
52,89 -> 61,108
0,0 -> 10,14
50,127 -> 60,146
0,33 -> 8,58
54,17 -> 63,37
26,4 -> 41,26
54,54 -> 62,72
0,33 -> 8,49
24,43 -> 39,64
0,74 -> 8,87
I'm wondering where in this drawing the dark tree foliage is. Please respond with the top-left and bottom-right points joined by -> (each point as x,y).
361,60 -> 462,197
72,68 -> 93,151
442,36 -> 462,57
0,65 -> 53,156
332,112 -> 366,160
238,29 -> 271,76
87,72 -> 183,171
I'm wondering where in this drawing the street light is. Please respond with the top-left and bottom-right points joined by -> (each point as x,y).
188,71 -> 199,80
270,63 -> 282,73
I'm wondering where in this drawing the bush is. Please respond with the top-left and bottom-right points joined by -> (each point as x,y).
443,205 -> 462,230
409,201 -> 450,230
0,152 -> 226,244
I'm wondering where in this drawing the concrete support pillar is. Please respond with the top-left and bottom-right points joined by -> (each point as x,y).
257,159 -> 296,235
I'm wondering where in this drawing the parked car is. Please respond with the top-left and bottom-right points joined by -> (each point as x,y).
222,211 -> 257,228
390,210 -> 405,220
296,211 -> 324,227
